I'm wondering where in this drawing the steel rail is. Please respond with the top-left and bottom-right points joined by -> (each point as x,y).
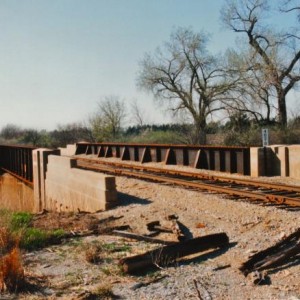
74,156 -> 300,193
74,158 -> 300,207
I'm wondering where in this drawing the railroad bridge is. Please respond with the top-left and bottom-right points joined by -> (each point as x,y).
0,143 -> 300,212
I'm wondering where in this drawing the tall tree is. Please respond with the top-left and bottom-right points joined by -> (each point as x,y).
131,99 -> 147,127
90,95 -> 126,142
137,27 -> 235,144
222,0 -> 300,127
224,48 -> 277,124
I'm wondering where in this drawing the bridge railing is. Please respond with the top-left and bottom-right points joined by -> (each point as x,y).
0,145 -> 36,186
75,142 -> 251,175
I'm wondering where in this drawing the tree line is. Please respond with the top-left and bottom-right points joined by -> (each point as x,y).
1,111 -> 300,148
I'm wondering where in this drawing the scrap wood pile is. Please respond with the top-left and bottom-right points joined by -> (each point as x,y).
110,215 -> 299,282
34,211 -> 299,283
239,228 -> 300,283
112,214 -> 230,273
119,232 -> 229,273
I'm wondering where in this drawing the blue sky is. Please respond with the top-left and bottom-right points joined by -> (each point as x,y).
0,0 -> 298,130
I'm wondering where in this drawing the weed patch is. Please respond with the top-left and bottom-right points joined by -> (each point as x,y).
0,210 -> 66,251
93,283 -> 115,299
10,212 -> 32,231
20,228 -> 64,250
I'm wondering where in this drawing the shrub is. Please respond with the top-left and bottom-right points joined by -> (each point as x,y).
0,227 -> 24,292
0,247 -> 24,292
224,127 -> 261,146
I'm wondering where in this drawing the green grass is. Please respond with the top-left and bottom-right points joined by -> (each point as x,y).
0,209 -> 66,251
101,242 -> 131,253
10,212 -> 32,231
20,228 -> 65,250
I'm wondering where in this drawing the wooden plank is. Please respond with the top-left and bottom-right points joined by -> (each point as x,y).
119,233 -> 229,273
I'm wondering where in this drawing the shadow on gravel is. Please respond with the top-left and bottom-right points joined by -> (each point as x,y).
117,192 -> 152,206
178,242 -> 238,266
128,242 -> 238,277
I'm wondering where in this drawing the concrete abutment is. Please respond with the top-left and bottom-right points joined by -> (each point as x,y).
32,149 -> 118,213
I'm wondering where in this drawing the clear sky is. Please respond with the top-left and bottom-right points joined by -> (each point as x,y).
0,0 -> 298,130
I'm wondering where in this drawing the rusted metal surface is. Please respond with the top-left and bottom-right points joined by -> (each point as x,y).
74,157 -> 300,207
0,145 -> 36,186
75,142 -> 251,175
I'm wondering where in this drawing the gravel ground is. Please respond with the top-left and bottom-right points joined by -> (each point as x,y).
13,163 -> 300,299
109,176 -> 300,300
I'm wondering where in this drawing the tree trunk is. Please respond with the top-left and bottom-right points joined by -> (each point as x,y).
194,119 -> 207,145
277,89 -> 287,127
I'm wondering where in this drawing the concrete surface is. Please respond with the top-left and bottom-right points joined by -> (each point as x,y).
44,155 -> 117,212
0,173 -> 34,212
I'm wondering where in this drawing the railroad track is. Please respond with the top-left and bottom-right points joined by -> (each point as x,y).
74,156 -> 300,208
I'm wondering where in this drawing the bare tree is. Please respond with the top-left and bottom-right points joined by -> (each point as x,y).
224,48 -> 277,124
222,0 -> 300,127
137,27 -> 235,144
131,99 -> 147,126
90,95 -> 126,142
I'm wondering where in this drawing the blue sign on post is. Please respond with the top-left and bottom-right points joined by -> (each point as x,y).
262,128 -> 269,147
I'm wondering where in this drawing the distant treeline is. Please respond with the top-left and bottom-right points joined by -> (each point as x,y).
1,113 -> 300,148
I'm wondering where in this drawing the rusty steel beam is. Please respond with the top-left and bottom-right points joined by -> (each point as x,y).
75,143 -> 250,175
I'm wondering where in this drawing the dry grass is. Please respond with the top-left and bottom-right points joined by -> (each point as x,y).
0,227 -> 25,292
0,226 -> 18,255
85,243 -> 103,264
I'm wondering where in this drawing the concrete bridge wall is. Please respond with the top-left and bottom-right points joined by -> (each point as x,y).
32,149 -> 118,213
0,148 -> 118,213
250,145 -> 300,178
0,173 -> 34,212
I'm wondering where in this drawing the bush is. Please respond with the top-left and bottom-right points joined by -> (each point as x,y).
272,128 -> 300,144
126,130 -> 185,144
224,127 -> 261,146
0,247 -> 24,292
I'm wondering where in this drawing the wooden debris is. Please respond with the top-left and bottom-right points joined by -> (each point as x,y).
146,221 -> 173,234
130,275 -> 169,290
119,232 -> 229,273
146,215 -> 192,241
167,214 -> 186,241
212,264 -> 231,271
240,228 -> 300,276
249,270 -> 270,285
112,230 -> 175,245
